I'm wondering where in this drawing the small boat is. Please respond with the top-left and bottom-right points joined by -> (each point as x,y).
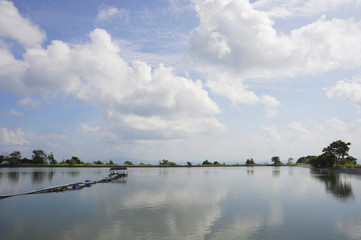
85,180 -> 92,187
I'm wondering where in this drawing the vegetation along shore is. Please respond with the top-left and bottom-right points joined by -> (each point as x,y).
1,140 -> 360,173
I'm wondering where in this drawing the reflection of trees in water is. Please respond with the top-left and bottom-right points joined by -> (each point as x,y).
47,171 -> 55,181
32,171 -> 47,184
67,171 -> 80,177
31,171 -> 56,184
272,167 -> 280,177
247,167 -> 254,175
159,169 -> 168,177
310,169 -> 353,200
8,171 -> 19,183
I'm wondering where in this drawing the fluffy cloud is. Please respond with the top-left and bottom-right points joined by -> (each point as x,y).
287,121 -> 311,141
0,128 -> 29,145
291,17 -> 361,72
253,0 -> 361,18
80,123 -> 118,141
206,71 -> 259,105
327,79 -> 361,109
0,1 -> 45,46
205,71 -> 280,117
261,125 -> 281,141
189,0 -> 296,79
261,95 -> 280,118
190,0 -> 361,77
188,0 -> 361,113
326,117 -> 352,132
0,43 -> 27,93
0,25 -> 224,138
96,5 -> 129,23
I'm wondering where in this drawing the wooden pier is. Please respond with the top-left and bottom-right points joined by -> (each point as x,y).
0,167 -> 128,199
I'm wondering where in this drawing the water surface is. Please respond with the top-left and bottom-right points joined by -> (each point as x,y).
1,166 -> 361,240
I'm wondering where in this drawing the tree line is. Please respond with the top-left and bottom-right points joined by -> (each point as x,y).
1,140 -> 358,167
0,150 -> 53,166
0,150 -> 114,166
296,140 -> 357,167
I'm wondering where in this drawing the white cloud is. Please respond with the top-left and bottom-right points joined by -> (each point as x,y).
287,121 -> 311,141
80,123 -> 101,134
0,128 -> 29,145
253,0 -> 361,18
261,95 -> 280,118
206,71 -> 259,105
118,114 -> 225,137
190,0 -> 361,77
0,25 -> 224,139
326,117 -> 351,132
261,125 -> 281,141
17,96 -> 40,107
0,109 -> 23,116
0,43 -> 27,92
189,0 -> 296,78
80,123 -> 118,141
188,0 -> 361,111
291,16 -> 361,72
97,5 -> 129,23
205,71 -> 280,117
327,79 -> 361,109
0,0 -> 45,46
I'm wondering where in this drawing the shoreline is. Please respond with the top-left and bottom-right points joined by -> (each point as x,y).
1,164 -> 361,173
315,166 -> 361,175
0,164 -> 302,168
2,163 -> 361,176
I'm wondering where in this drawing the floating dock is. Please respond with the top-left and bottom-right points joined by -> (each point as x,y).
0,167 -> 128,199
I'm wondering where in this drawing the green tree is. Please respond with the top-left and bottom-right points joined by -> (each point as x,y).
71,156 -> 83,164
93,160 -> 103,165
159,159 -> 177,166
202,160 -> 211,165
345,156 -> 357,165
271,156 -> 282,165
310,153 -> 336,167
124,161 -> 134,166
20,157 -> 32,164
159,159 -> 169,165
246,158 -> 255,165
48,152 -> 57,165
32,150 -> 47,164
296,155 -> 316,164
8,151 -> 22,166
339,156 -> 357,165
0,154 -> 4,164
287,157 -> 294,164
65,156 -> 82,164
187,161 -> 192,167
322,140 -> 351,165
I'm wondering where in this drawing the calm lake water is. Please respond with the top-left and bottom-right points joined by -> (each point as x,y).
1,166 -> 361,240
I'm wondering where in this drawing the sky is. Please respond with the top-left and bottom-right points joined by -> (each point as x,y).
1,0 -> 361,164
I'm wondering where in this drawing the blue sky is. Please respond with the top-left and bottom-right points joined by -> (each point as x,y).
1,0 -> 361,164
